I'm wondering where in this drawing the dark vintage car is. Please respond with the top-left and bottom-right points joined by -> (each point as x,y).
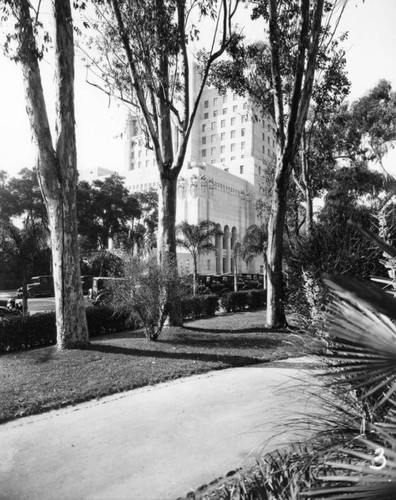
196,274 -> 246,296
16,275 -> 54,298
238,273 -> 265,290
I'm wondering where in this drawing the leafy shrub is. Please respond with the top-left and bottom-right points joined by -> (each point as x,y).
181,294 -> 218,319
220,290 -> 266,312
110,253 -> 184,341
0,306 -> 132,353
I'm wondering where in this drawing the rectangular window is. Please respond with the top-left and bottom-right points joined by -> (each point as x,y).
231,117 -> 236,126
221,157 -> 226,163
262,133 -> 265,141
204,112 -> 209,119
211,122 -> 216,130
202,136 -> 206,144
213,110 -> 218,117
268,148 -> 271,156
202,149 -> 206,157
145,160 -> 149,167
231,130 -> 236,139
202,124 -> 206,132
204,100 -> 209,108
207,259 -> 211,270
221,132 -> 226,141
221,145 -> 225,154
138,161 -> 142,168
233,93 -> 238,101
268,136 -> 270,144
241,115 -> 246,123
231,143 -> 236,152
241,141 -> 245,150
240,165 -> 244,174
211,159 -> 216,164
221,119 -> 226,128
211,147 -> 216,155
211,134 -> 216,143
262,146 -> 265,153
231,156 -> 236,161
223,108 -> 227,115
241,128 -> 246,137
223,95 -> 228,103
213,97 -> 218,106
233,105 -> 238,112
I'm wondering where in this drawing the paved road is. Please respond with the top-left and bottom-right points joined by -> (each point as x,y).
0,358 -> 320,500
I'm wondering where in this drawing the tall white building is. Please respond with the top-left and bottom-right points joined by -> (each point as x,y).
123,76 -> 276,275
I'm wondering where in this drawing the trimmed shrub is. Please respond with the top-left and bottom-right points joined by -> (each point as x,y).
0,306 -> 132,353
246,289 -> 266,310
181,294 -> 218,319
220,289 -> 266,313
220,291 -> 248,312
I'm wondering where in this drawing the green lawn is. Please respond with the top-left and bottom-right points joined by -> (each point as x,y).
0,309 -> 308,423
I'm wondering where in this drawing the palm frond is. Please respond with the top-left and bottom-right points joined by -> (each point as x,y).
323,274 -> 396,321
320,297 -> 396,409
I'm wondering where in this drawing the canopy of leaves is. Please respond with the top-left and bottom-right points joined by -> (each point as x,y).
77,173 -> 141,250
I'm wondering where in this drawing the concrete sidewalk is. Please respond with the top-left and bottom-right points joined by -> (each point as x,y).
0,358 -> 320,500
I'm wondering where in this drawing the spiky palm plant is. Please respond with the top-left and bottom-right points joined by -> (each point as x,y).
303,273 -> 396,498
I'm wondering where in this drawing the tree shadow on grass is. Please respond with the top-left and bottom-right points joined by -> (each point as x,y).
162,335 -> 283,349
183,326 -> 289,334
85,342 -> 268,366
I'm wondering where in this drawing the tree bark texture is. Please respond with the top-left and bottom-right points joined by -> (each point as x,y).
15,0 -> 88,348
266,0 -> 324,328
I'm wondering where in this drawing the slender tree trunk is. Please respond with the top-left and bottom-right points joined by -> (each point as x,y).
266,156 -> 291,328
193,254 -> 198,296
15,0 -> 88,348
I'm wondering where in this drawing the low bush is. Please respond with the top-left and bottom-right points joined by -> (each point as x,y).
220,289 -> 266,312
0,306 -> 132,353
181,294 -> 218,319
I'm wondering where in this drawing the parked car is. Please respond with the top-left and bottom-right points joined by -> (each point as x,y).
16,275 -> 54,298
0,298 -> 22,317
197,274 -> 246,296
238,273 -> 265,290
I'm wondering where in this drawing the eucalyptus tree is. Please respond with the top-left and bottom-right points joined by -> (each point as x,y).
2,1 -> 88,348
82,0 -> 240,268
209,1 -> 349,327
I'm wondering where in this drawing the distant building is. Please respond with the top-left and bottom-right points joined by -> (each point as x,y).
79,166 -> 117,183
123,73 -> 276,275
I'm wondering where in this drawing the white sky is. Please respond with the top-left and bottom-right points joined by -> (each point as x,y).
0,0 -> 395,178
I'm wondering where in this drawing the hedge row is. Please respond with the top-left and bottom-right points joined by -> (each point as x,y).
181,294 -> 218,319
220,289 -> 266,313
0,306 -> 132,353
0,295 -> 220,353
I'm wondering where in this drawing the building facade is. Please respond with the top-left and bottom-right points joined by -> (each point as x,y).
123,77 -> 276,275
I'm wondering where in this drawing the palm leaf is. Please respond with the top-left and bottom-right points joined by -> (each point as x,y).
323,274 -> 396,321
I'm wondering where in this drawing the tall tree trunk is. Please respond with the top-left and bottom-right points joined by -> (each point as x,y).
15,0 -> 88,348
158,169 -> 183,326
266,155 -> 291,328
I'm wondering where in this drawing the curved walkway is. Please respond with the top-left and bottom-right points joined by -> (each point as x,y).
0,358 -> 320,500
